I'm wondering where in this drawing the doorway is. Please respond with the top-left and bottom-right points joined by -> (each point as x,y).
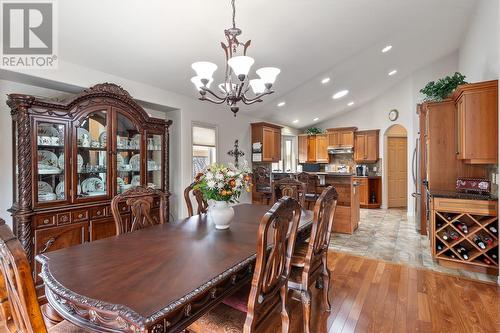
386,125 -> 407,208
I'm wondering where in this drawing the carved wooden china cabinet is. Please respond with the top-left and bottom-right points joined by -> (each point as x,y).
7,83 -> 172,296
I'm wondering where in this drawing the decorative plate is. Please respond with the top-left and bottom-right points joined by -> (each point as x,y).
98,131 -> 107,147
37,124 -> 59,137
38,150 -> 59,168
38,192 -> 57,201
38,181 -> 53,194
58,153 -> 83,170
77,128 -> 91,147
55,181 -> 65,199
81,177 -> 105,194
131,175 -> 140,187
129,154 -> 141,171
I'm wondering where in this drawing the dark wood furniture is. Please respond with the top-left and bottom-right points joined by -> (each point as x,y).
111,186 -> 167,234
0,219 -> 83,333
272,178 -> 306,207
189,197 -> 302,333
251,122 -> 282,162
354,130 -> 379,163
354,176 -> 382,209
430,196 -> 498,275
288,186 -> 338,333
298,134 -> 328,164
296,172 -> 319,210
453,80 -> 498,164
326,127 -> 357,148
184,182 -> 208,217
7,83 -> 172,299
35,204 -> 313,333
251,165 -> 272,205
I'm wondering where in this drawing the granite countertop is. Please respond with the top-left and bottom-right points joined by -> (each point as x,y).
428,190 -> 498,201
272,171 -> 355,177
353,175 -> 382,179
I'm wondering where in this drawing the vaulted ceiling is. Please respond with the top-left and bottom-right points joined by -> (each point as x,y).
58,0 -> 478,126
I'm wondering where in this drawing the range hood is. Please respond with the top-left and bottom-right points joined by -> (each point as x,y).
327,147 -> 354,154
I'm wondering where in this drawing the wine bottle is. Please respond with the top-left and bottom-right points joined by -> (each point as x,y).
456,246 -> 469,260
488,225 -> 498,234
437,244 -> 443,251
449,230 -> 459,241
454,222 -> 468,234
473,235 -> 486,249
482,257 -> 491,265
442,231 -> 450,241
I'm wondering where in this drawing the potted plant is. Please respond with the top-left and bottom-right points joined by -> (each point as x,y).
420,72 -> 467,102
305,127 -> 324,135
194,163 -> 252,229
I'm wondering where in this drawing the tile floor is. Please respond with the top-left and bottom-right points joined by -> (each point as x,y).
329,208 -> 498,283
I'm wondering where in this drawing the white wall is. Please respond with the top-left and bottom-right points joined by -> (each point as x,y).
314,52 -> 459,213
459,0 -> 499,82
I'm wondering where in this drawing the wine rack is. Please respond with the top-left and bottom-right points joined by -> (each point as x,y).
431,197 -> 498,274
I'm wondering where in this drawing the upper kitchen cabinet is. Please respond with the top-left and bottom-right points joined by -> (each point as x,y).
355,130 -> 379,163
453,80 -> 498,164
298,134 -> 329,163
327,127 -> 357,148
251,122 -> 282,162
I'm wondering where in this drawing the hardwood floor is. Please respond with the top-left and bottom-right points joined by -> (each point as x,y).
262,251 -> 500,333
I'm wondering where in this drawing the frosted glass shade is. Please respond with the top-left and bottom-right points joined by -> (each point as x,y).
218,83 -> 237,94
227,56 -> 255,78
191,62 -> 217,80
249,79 -> 266,94
256,67 -> 280,84
191,76 -> 213,91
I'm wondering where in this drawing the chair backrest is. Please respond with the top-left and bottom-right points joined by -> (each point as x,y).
302,186 -> 338,276
111,186 -> 167,235
244,197 -> 302,333
252,166 -> 271,192
272,177 -> 306,207
183,182 -> 208,217
0,219 -> 47,333
295,172 -> 318,195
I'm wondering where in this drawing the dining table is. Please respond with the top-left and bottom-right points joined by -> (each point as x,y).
36,203 -> 313,333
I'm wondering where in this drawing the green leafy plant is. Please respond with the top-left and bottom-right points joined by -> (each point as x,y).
420,72 -> 467,101
305,127 -> 324,135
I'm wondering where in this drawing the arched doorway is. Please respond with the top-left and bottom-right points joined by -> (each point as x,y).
385,124 -> 408,208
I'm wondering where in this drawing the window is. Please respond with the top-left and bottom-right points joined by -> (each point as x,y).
272,136 -> 296,172
192,124 -> 217,177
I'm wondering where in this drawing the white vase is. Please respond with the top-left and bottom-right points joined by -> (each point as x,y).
208,200 -> 235,230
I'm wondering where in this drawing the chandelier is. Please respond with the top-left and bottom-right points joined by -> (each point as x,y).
190,0 -> 280,116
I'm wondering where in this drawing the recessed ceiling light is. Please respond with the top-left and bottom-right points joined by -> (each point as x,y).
382,45 -> 392,53
347,101 -> 354,106
277,101 -> 286,107
292,119 -> 299,124
332,90 -> 349,99
313,117 -> 319,121
388,69 -> 397,76
321,77 -> 330,84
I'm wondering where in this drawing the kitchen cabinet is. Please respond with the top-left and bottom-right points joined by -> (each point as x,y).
355,130 -> 379,163
299,134 -> 328,163
453,80 -> 498,164
327,127 -> 356,148
354,176 -> 382,208
251,122 -> 283,162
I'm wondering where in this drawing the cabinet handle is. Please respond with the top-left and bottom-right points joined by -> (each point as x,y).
43,219 -> 50,225
78,214 -> 83,218
40,238 -> 56,254
97,211 -> 102,216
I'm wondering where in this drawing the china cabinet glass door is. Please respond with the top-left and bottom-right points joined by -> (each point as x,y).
116,112 -> 142,194
146,133 -> 163,190
36,120 -> 67,204
76,110 -> 109,199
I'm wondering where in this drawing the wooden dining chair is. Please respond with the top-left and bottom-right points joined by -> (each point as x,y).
0,219 -> 83,333
111,186 -> 167,235
296,172 -> 319,210
188,197 -> 302,333
287,186 -> 338,333
184,181 -> 208,217
272,177 -> 306,208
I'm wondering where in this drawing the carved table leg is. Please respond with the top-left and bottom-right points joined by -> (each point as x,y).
41,303 -> 64,329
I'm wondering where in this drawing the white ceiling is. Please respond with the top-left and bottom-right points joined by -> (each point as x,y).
58,0 -> 478,127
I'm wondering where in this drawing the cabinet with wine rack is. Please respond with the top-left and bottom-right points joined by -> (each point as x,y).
431,197 -> 498,274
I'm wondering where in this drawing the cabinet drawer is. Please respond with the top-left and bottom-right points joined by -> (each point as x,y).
34,214 -> 56,228
72,209 -> 88,222
90,206 -> 106,219
432,197 -> 498,215
57,212 -> 71,225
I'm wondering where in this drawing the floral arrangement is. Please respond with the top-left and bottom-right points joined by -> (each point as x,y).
193,163 -> 252,203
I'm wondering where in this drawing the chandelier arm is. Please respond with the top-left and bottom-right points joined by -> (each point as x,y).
243,90 -> 274,104
201,87 -> 227,101
199,96 -> 227,105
